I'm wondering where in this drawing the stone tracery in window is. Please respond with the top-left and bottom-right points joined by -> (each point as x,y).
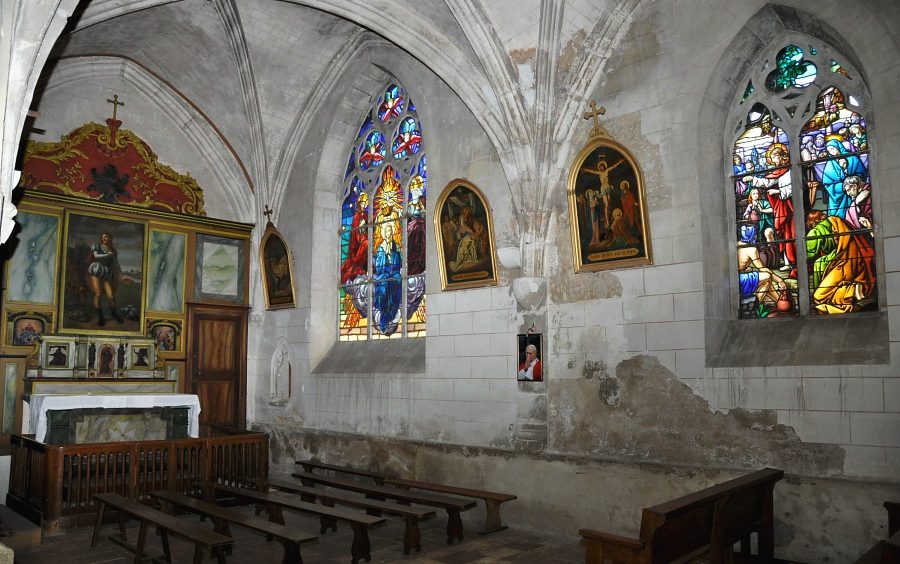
731,41 -> 875,319
339,83 -> 426,340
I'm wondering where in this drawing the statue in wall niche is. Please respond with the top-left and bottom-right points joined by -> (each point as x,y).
117,343 -> 126,369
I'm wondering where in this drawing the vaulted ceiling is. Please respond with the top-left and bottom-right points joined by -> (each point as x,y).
47,0 -> 642,209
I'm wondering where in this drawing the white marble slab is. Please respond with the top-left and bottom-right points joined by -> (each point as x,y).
23,393 -> 201,443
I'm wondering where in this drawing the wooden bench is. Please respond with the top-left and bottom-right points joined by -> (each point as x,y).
384,476 -> 517,535
295,459 -> 391,485
205,482 -> 384,564
292,471 -> 476,544
266,477 -> 435,555
578,468 -> 784,564
92,492 -> 233,564
151,490 -> 318,564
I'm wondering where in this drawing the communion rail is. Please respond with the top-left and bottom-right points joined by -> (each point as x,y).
6,429 -> 268,530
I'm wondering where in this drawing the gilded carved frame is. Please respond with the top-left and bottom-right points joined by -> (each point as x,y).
433,179 -> 499,291
567,135 -> 652,272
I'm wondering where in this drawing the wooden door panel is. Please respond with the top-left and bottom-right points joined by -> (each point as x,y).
187,304 -> 247,430
197,381 -> 234,426
197,318 -> 236,374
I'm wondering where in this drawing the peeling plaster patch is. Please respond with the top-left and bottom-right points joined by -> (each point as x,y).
518,63 -> 536,107
509,47 -> 536,64
604,112 -> 668,212
582,360 -> 607,380
549,218 -> 623,303
558,29 -> 586,73
512,276 -> 547,311
548,355 -> 844,475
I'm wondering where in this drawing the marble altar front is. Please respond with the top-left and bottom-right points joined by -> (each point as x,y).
23,393 -> 201,443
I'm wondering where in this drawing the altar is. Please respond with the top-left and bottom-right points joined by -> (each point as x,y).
23,393 -> 201,444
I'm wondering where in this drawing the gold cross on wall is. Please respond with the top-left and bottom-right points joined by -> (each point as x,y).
106,94 -> 125,121
582,99 -> 609,138
263,205 -> 274,224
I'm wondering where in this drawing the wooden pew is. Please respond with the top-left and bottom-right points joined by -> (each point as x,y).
578,468 -> 784,564
384,476 -> 517,535
92,492 -> 233,564
292,471 -> 477,544
151,490 -> 318,564
266,477 -> 435,555
295,459 -> 391,485
205,482 -> 384,564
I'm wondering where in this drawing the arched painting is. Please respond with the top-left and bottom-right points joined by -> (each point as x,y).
259,222 -> 296,310
434,179 -> 499,290
567,138 -> 652,271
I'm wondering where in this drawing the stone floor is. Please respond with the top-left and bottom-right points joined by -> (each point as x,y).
13,502 -> 584,564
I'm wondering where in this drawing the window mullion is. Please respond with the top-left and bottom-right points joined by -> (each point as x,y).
788,154 -> 810,316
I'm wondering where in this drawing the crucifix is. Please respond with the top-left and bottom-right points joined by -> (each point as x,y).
106,94 -> 125,122
583,99 -> 608,137
263,204 -> 274,225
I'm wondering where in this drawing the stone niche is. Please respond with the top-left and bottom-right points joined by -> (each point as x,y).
44,406 -> 190,444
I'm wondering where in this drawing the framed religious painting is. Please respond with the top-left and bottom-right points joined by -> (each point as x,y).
194,233 -> 245,304
567,136 -> 652,272
5,310 -> 53,348
434,179 -> 499,290
146,318 -> 182,354
58,211 -> 147,334
259,221 -> 297,310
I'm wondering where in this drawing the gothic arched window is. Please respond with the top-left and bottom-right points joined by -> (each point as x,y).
731,42 -> 876,319
339,83 -> 427,340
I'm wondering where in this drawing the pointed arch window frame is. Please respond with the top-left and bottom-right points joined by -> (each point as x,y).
727,34 -> 880,319
338,81 -> 427,342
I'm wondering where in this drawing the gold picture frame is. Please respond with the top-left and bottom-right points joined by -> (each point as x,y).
433,179 -> 499,290
259,221 -> 297,310
567,136 -> 652,272
58,210 -> 148,334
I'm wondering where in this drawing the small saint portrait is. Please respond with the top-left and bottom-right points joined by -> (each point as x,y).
46,344 -> 69,367
568,140 -> 651,271
98,344 -> 116,377
434,179 -> 498,290
149,321 -> 179,352
11,317 -> 45,346
132,347 -> 151,367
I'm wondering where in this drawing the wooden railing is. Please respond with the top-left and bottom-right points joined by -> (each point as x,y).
6,430 -> 268,530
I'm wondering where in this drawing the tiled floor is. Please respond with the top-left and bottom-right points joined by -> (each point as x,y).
13,502 -> 584,563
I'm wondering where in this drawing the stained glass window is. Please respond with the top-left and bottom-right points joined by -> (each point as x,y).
732,44 -> 876,319
339,83 -> 427,340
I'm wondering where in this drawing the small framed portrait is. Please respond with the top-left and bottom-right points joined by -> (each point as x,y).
147,319 -> 181,353
516,333 -> 543,382
43,341 -> 74,369
96,343 -> 118,377
6,311 -> 52,347
434,179 -> 499,290
567,137 -> 652,272
260,222 -> 297,310
195,233 -> 246,304
131,346 -> 152,368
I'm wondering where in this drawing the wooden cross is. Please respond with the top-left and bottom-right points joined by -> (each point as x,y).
583,100 -> 605,130
106,94 -> 125,121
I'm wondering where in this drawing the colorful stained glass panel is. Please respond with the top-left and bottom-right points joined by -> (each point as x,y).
359,131 -> 386,171
805,217 -> 876,315
392,117 -> 422,159
378,84 -> 405,122
765,44 -> 817,93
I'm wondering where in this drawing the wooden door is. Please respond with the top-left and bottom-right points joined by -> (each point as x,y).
186,304 -> 248,429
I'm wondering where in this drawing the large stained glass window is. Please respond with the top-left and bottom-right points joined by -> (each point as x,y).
731,43 -> 876,319
339,83 -> 426,340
